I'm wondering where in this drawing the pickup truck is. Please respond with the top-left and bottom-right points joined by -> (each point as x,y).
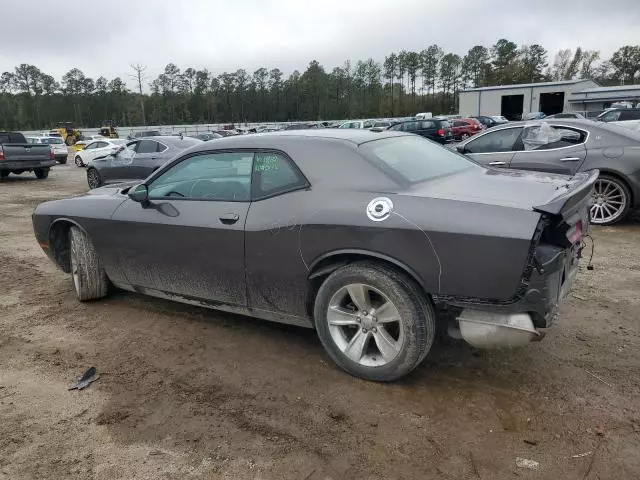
0,131 -> 56,179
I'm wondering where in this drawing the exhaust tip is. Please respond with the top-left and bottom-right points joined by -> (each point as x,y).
457,309 -> 541,349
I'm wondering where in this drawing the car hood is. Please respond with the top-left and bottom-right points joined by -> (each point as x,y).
404,167 -> 579,210
85,181 -> 138,196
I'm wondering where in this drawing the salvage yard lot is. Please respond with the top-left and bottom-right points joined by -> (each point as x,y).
1,164 -> 639,479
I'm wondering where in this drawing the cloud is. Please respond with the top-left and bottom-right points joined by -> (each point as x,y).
0,0 -> 638,87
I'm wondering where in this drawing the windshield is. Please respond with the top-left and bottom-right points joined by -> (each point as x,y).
360,135 -> 476,184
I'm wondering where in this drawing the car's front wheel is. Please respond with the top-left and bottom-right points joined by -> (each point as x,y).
87,168 -> 102,189
74,156 -> 84,167
69,226 -> 110,301
590,174 -> 631,226
314,262 -> 435,382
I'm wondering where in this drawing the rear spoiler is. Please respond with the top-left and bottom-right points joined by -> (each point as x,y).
533,169 -> 598,218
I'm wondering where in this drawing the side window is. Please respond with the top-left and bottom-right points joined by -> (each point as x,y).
252,152 -> 308,199
148,151 -> 253,201
96,141 -> 108,148
600,110 -> 620,122
620,110 -> 640,121
85,142 -> 97,150
389,123 -> 402,131
404,122 -> 418,132
420,121 -> 435,129
156,142 -> 167,152
465,128 -> 523,153
453,121 -> 465,127
363,121 -> 373,128
136,140 -> 158,154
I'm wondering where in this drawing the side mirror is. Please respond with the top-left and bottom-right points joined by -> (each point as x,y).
128,184 -> 149,204
456,144 -> 467,154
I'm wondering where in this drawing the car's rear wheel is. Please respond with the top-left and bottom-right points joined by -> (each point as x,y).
74,156 -> 84,167
314,262 -> 435,382
590,174 -> 631,226
34,168 -> 49,179
0,171 -> 9,178
69,226 -> 109,301
57,156 -> 67,165
87,168 -> 102,189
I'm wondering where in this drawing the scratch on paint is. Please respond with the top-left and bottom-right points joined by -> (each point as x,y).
297,210 -> 321,271
391,211 -> 442,292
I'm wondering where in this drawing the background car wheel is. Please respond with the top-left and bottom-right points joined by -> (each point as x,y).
69,226 -> 110,301
590,174 -> 631,226
314,262 -> 435,382
87,168 -> 102,189
57,156 -> 67,165
0,171 -> 9,178
461,133 -> 470,140
74,156 -> 84,167
34,168 -> 49,179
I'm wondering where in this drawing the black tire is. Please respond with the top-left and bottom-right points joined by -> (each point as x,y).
57,156 -> 67,164
590,174 -> 631,226
87,168 -> 102,189
34,168 -> 49,179
69,226 -> 109,301
314,262 -> 435,382
74,156 -> 84,167
0,171 -> 9,178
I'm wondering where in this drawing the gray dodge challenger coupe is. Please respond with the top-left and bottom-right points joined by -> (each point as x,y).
32,130 -> 595,381
455,119 -> 640,225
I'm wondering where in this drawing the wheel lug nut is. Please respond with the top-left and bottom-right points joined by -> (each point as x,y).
372,327 -> 377,333
372,316 -> 377,322
356,317 -> 361,323
362,328 -> 367,333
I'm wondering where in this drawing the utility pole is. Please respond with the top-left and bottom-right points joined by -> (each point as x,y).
130,64 -> 147,125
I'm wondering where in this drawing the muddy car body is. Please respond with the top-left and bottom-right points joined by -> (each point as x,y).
33,130 -> 595,381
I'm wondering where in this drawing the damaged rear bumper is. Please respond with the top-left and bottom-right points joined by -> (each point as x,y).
438,242 -> 580,348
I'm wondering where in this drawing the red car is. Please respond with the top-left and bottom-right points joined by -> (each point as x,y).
450,118 -> 484,140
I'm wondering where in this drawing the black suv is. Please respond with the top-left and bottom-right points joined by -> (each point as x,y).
387,119 -> 453,144
597,108 -> 640,122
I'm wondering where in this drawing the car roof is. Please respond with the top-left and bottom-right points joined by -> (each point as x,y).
184,129 -> 409,153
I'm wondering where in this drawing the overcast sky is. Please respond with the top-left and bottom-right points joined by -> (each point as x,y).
2,0 -> 639,87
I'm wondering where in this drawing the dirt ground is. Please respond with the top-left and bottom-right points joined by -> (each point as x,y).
1,160 -> 639,480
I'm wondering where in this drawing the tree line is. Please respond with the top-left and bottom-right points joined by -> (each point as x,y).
1,40 -> 638,130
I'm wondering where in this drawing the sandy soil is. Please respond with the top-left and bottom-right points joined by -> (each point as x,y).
1,161 -> 639,480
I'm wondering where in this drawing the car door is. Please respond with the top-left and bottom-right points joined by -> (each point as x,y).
87,141 -> 110,162
508,125 -> 587,175
458,126 -> 524,167
130,139 -> 165,179
105,141 -> 138,181
109,150 -> 254,306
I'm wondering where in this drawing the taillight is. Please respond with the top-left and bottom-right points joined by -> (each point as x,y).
437,128 -> 445,136
0,146 -> 4,161
567,219 -> 583,244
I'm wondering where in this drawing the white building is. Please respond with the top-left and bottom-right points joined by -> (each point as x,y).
459,79 -> 599,119
568,84 -> 640,112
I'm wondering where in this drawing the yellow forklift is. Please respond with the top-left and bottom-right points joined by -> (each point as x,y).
52,122 -> 82,146
98,121 -> 119,139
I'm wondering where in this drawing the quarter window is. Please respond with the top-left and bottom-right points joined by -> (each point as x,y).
252,152 -> 308,199
465,128 -> 523,153
148,151 -> 253,201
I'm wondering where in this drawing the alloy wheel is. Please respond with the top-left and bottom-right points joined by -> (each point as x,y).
87,169 -> 100,189
327,283 -> 404,367
590,177 -> 627,225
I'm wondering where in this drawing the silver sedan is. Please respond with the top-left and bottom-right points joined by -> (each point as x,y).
455,119 -> 640,225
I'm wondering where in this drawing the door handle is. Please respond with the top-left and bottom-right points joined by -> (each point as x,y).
488,161 -> 506,166
219,213 -> 239,224
560,157 -> 580,162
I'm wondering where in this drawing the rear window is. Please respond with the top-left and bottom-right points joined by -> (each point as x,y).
0,132 -> 27,143
41,137 -> 64,144
360,135 -> 476,184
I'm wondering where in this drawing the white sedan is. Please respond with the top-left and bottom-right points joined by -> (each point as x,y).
73,139 -> 127,167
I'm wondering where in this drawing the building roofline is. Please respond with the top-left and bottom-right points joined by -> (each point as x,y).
461,79 -> 598,93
